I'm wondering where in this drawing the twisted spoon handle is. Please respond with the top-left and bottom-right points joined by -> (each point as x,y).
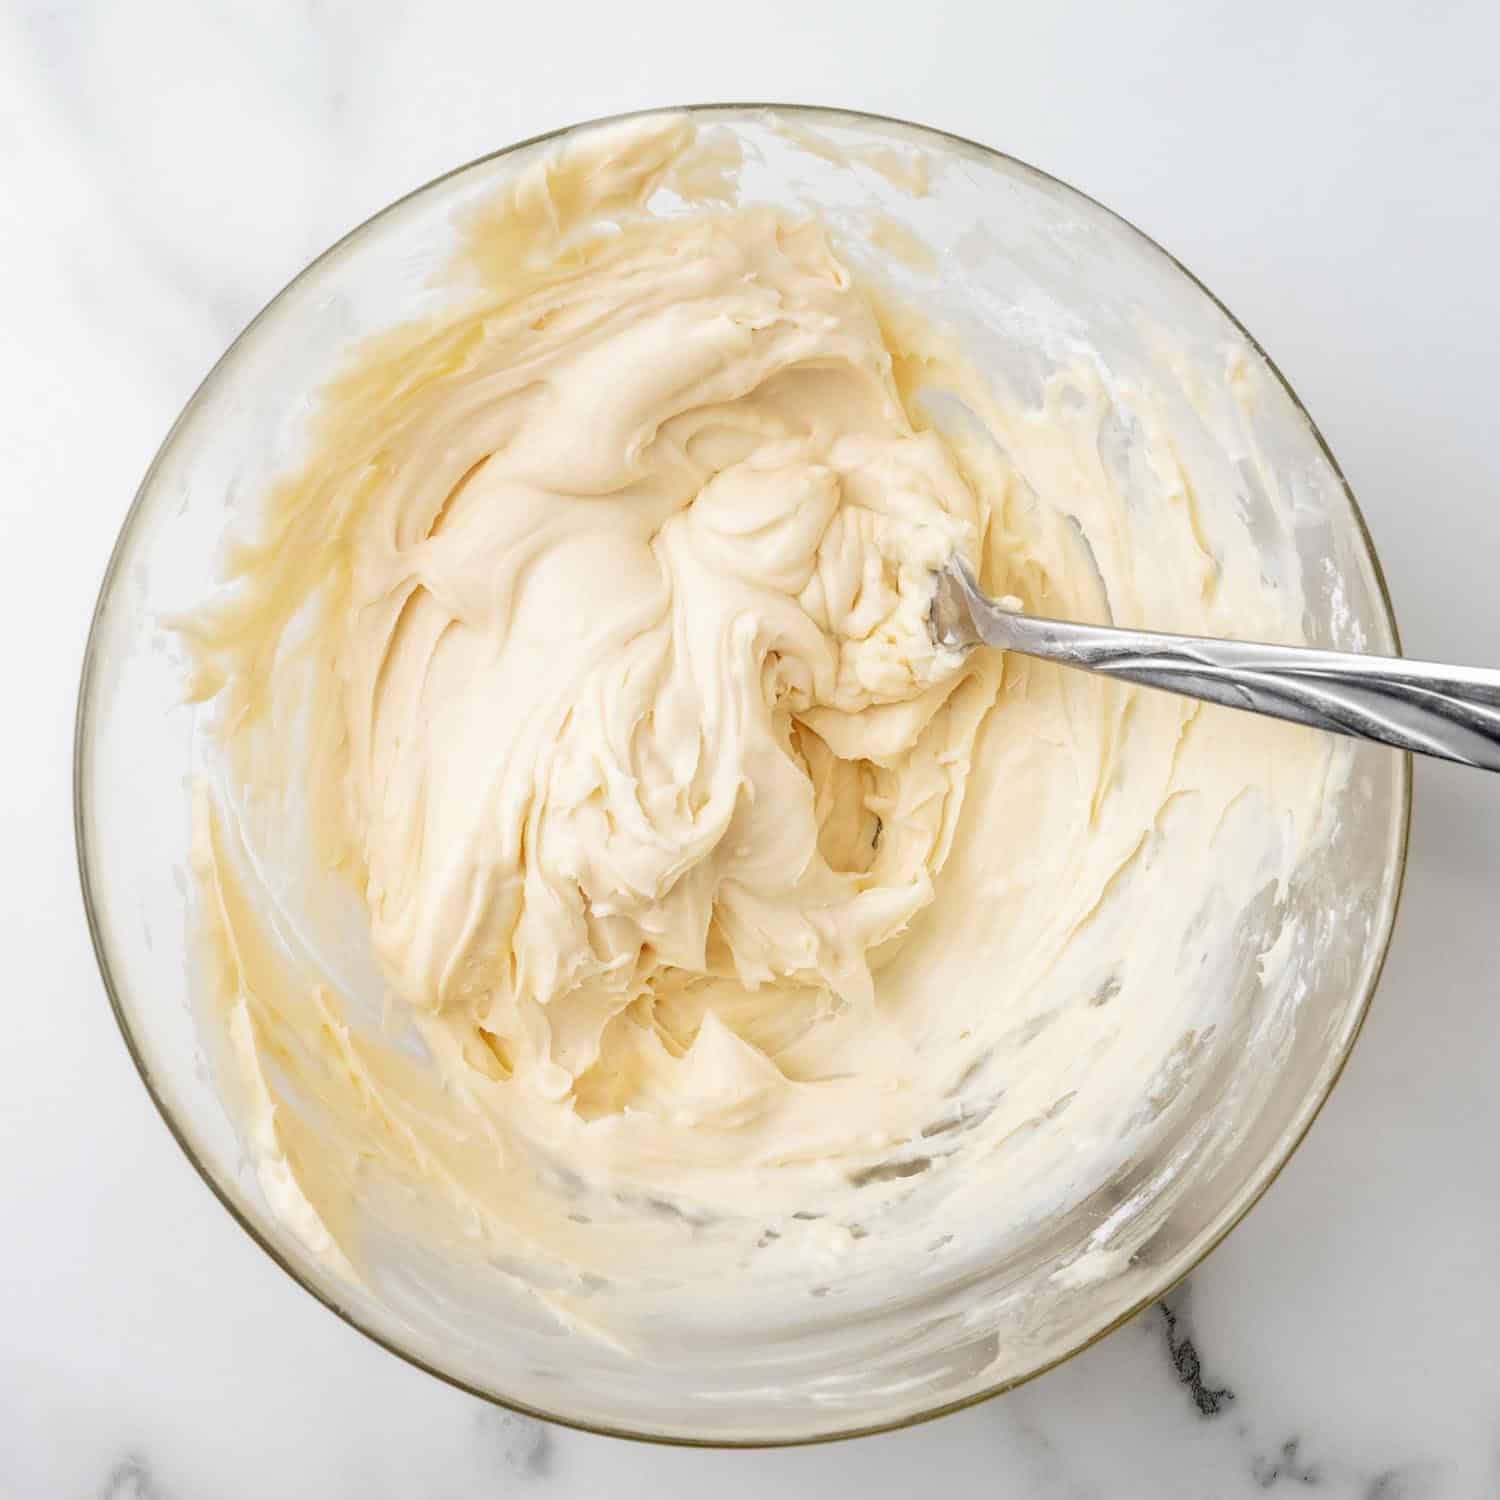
935,559 -> 1500,772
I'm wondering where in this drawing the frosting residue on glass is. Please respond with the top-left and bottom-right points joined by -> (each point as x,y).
183,115 -> 1334,1342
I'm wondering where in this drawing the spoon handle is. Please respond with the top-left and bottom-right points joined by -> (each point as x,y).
939,561 -> 1500,772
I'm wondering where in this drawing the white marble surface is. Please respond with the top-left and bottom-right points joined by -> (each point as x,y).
5,0 -> 1500,1494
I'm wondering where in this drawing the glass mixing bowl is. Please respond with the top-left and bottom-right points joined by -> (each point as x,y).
75,105 -> 1409,1445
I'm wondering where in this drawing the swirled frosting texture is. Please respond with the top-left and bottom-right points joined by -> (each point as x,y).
353,210 -> 994,1117
186,116 -> 1334,1327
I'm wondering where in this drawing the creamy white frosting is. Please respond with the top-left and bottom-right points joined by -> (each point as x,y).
185,115 -> 1335,1342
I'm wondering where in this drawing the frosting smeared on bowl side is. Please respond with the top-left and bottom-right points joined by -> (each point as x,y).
184,115 -> 1335,1344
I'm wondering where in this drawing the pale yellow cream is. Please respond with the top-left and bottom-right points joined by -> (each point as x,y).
184,116 -> 1335,1338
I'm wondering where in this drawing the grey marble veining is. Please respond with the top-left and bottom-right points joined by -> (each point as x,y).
5,0 -> 1500,1495
97,1457 -> 170,1500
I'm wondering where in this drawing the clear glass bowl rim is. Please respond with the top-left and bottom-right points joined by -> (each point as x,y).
73,101 -> 1413,1448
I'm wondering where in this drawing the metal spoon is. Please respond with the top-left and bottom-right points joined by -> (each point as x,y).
930,556 -> 1500,772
